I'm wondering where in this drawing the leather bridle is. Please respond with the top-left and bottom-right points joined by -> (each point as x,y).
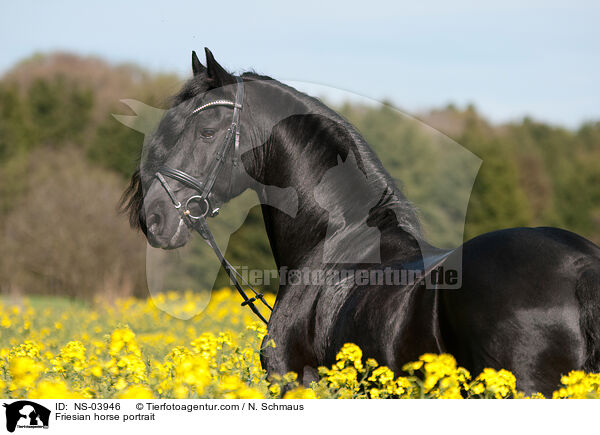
153,76 -> 272,324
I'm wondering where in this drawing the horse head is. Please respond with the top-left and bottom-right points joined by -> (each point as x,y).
120,49 -> 298,250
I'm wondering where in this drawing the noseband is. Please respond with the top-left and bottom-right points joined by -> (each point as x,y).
153,77 -> 272,323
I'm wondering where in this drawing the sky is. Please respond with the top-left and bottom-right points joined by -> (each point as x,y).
1,0 -> 598,127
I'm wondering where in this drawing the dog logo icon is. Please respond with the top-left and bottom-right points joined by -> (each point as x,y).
3,401 -> 50,432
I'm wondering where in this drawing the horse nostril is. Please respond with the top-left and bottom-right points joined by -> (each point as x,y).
147,213 -> 162,236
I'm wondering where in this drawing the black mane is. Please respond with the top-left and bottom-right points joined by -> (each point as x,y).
239,72 -> 422,237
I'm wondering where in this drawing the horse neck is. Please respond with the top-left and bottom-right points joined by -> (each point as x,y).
249,108 -> 424,271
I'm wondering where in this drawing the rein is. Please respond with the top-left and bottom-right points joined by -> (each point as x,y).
154,76 -> 272,324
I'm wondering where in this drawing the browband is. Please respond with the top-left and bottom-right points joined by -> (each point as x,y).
192,100 -> 237,114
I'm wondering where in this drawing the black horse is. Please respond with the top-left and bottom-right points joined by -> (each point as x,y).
122,49 -> 600,396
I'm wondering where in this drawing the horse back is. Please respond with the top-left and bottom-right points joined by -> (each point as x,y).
439,226 -> 600,394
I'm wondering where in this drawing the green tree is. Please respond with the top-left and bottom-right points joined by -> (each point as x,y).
88,116 -> 143,178
26,76 -> 93,146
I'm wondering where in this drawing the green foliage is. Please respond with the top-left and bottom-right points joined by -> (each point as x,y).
88,116 -> 143,178
0,83 -> 32,159
464,139 -> 533,238
26,75 -> 93,146
0,75 -> 94,215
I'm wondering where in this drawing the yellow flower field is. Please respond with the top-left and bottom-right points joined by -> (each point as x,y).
0,289 -> 598,399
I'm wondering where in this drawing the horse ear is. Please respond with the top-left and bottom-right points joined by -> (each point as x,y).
191,50 -> 205,76
337,155 -> 343,166
204,47 -> 233,86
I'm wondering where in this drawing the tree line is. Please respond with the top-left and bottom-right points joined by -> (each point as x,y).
1,53 -> 598,298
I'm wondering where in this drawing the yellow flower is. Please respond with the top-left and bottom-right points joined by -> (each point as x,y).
335,343 -> 363,371
369,388 -> 380,399
366,358 -> 378,369
283,372 -> 298,384
0,292 -> 574,399
9,341 -> 42,360
283,387 -> 316,399
552,371 -> 600,399
219,375 -> 264,399
174,356 -> 210,392
190,333 -> 217,360
368,366 -> 394,384
109,326 -> 141,356
9,356 -> 44,390
29,380 -> 85,399
402,360 -> 423,372
52,341 -> 87,374
471,368 -> 518,399
118,385 -> 154,399
114,378 -> 128,391
269,384 -> 281,397
470,382 -> 485,395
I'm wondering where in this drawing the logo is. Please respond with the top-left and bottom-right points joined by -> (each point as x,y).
3,401 -> 50,433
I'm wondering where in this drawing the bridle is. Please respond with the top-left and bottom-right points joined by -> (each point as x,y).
153,76 -> 272,324
156,77 -> 245,221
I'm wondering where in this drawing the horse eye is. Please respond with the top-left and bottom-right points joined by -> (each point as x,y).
201,128 -> 215,139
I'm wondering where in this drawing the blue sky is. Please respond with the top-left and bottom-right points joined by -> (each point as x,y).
1,0 -> 598,127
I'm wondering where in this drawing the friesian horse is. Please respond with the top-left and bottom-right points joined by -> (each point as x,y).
122,49 -> 600,395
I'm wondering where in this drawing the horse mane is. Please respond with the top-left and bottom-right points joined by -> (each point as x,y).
239,72 -> 423,238
119,167 -> 145,230
121,70 -> 422,238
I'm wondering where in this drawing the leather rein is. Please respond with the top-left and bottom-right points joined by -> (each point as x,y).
154,76 -> 272,324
